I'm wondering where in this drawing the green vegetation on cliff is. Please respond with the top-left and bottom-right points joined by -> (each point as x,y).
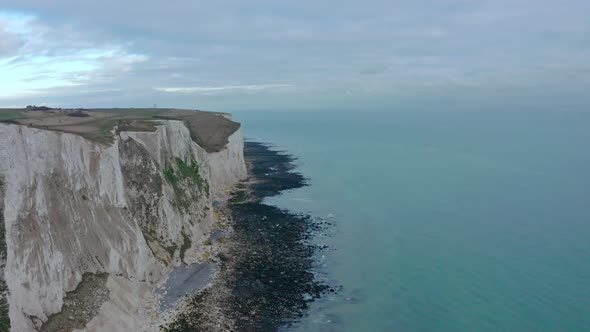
176,158 -> 209,194
164,158 -> 210,210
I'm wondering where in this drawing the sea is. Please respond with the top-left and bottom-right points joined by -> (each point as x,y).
233,110 -> 590,332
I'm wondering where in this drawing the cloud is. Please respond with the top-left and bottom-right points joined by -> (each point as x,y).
0,11 -> 149,99
0,1 -> 589,110
154,84 -> 292,94
0,19 -> 25,55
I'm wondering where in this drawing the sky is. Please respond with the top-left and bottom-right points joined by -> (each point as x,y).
0,0 -> 589,111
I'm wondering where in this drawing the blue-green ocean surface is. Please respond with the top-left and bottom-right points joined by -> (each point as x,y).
233,111 -> 590,332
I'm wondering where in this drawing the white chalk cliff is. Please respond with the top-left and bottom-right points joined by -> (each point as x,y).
0,119 -> 247,331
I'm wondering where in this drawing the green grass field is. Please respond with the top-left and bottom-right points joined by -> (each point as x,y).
0,109 -> 25,121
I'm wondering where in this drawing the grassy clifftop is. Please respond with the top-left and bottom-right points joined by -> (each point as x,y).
0,108 -> 240,152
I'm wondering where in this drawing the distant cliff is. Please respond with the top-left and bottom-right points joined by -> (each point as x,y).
0,115 -> 246,331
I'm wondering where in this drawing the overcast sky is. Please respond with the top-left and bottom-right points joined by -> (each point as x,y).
1,0 -> 589,111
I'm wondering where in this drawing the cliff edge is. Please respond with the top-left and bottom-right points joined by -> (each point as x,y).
0,112 -> 247,331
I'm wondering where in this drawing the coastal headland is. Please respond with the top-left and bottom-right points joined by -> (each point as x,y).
0,107 -> 246,331
0,108 -> 330,332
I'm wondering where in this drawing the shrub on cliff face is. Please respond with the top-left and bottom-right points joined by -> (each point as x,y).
164,167 -> 178,186
176,158 -> 209,194
163,158 -> 210,210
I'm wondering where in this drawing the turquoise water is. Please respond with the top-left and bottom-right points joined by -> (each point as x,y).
233,111 -> 590,332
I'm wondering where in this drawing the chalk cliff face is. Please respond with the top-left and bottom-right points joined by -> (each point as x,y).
208,127 -> 247,198
0,119 -> 247,331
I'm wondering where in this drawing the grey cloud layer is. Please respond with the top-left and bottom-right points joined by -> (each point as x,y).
1,0 -> 589,110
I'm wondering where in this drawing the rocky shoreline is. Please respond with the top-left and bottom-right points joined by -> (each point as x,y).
161,141 -> 334,331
